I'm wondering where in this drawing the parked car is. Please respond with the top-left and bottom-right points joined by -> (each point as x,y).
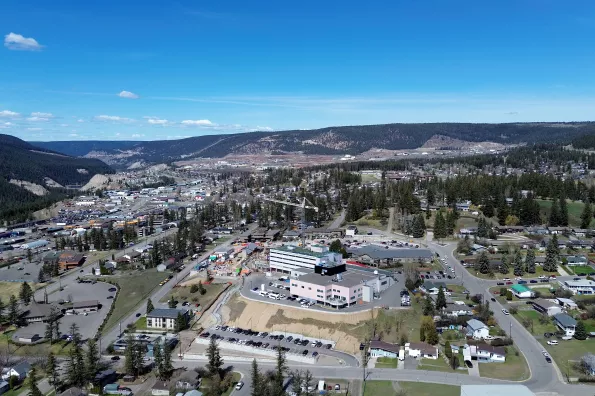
530,280 -> 538,283
547,340 -> 558,345
235,382 -> 244,390
502,309 -> 510,315
302,349 -> 309,355
497,282 -> 504,286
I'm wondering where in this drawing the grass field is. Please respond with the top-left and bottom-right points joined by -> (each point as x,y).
467,265 -> 559,280
352,215 -> 387,231
200,372 -> 241,396
417,357 -> 466,374
399,382 -> 460,396
160,282 -> 227,313
477,346 -> 530,381
0,331 -> 75,357
536,199 -> 589,227
102,269 -> 168,333
513,309 -> 557,336
565,265 -> 595,275
0,282 -> 43,302
375,357 -> 398,368
541,338 -> 595,378
362,381 -> 394,396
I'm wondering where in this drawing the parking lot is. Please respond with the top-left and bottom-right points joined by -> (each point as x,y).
199,326 -> 359,366
14,281 -> 115,342
0,259 -> 45,282
241,271 -> 405,312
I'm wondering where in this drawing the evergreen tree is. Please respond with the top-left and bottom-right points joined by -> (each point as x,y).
435,286 -> 447,310
290,370 -> 303,396
46,352 -> 58,386
250,359 -> 263,396
434,211 -> 447,239
302,370 -> 314,396
544,235 -> 559,272
66,342 -> 86,387
273,346 -> 288,396
575,320 -> 588,340
146,298 -> 154,314
513,250 -> 524,276
411,214 -> 425,238
8,295 -> 20,325
444,341 -> 452,359
445,210 -> 456,235
198,281 -> 206,295
478,251 -> 490,274
28,367 -> 43,396
422,295 -> 434,316
206,337 -> 223,379
124,335 -> 141,377
153,344 -> 164,380
175,312 -> 187,332
559,196 -> 569,226
549,198 -> 560,226
85,339 -> 100,382
525,248 -> 536,274
580,199 -> 592,229
19,282 -> 33,305
0,297 -> 4,323
499,253 -> 509,275
161,342 -> 174,380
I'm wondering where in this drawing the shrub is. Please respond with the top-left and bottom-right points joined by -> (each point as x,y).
190,284 -> 199,294
506,291 -> 513,301
491,338 -> 513,347
509,306 -> 519,315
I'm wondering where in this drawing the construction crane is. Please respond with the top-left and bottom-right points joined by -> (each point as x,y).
262,195 -> 318,248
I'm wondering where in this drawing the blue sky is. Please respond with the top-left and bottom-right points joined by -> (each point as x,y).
1,0 -> 595,141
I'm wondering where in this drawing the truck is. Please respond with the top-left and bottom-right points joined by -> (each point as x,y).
103,384 -> 133,396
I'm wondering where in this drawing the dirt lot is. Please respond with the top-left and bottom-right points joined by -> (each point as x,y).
220,294 -> 420,354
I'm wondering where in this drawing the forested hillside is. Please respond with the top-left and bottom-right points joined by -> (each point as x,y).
32,122 -> 595,167
0,134 -> 114,223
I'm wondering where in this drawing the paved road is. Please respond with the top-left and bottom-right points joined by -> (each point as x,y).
329,210 -> 346,229
428,238 -> 593,396
99,224 -> 258,350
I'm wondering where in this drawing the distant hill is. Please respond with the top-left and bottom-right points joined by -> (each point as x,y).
0,134 -> 114,222
31,122 -> 595,168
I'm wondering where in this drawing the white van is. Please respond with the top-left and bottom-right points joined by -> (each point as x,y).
259,291 -> 269,297
269,292 -> 280,300
398,349 -> 405,361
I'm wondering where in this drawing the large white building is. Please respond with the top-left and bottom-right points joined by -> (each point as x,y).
268,245 -> 343,275
559,279 -> 595,295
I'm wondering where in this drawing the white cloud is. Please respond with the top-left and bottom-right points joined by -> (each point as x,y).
181,119 -> 215,126
69,133 -> 79,137
118,90 -> 139,99
31,112 -> 53,118
60,123 -> 69,127
4,122 -> 13,126
4,32 -> 43,51
77,119 -> 84,123
27,127 -> 42,131
94,115 -> 134,122
253,126 -> 273,131
131,134 -> 144,138
144,116 -> 169,125
27,116 -> 51,122
0,110 -> 20,117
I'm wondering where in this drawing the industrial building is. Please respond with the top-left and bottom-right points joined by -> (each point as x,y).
268,244 -> 343,276
19,239 -> 49,250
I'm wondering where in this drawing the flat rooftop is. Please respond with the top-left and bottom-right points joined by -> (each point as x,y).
295,269 -> 379,288
271,245 -> 329,258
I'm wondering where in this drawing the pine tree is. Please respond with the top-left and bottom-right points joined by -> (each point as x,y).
434,211 -> 447,239
198,281 -> 206,295
290,370 -> 303,396
444,341 -> 452,359
206,337 -> 223,379
525,248 -> 536,274
411,215 -> 425,238
435,286 -> 447,310
499,253 -> 509,275
544,236 -> 559,272
250,359 -> 263,396
46,352 -> 58,386
423,295 -> 434,316
580,199 -> 592,229
0,297 -> 5,323
273,345 -> 288,396
124,335 -> 139,376
161,342 -> 173,380
28,367 -> 43,396
549,198 -> 560,226
19,282 -> 33,305
146,298 -> 154,314
302,370 -> 314,396
8,295 -> 20,325
478,251 -> 490,274
153,344 -> 164,380
66,342 -> 86,387
559,196 -> 569,226
513,250 -> 524,276
574,320 -> 587,340
85,339 -> 100,382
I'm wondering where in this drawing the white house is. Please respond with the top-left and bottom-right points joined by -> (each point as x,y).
463,344 -> 506,363
531,299 -> 563,316
560,279 -> 595,295
369,340 -> 400,359
466,319 -> 490,340
421,281 -> 446,295
405,342 -> 438,359
443,305 -> 472,317
553,313 -> 577,337
146,308 -> 190,330
510,284 -> 534,299
1,361 -> 31,381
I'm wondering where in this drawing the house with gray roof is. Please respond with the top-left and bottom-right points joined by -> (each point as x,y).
554,313 -> 577,337
466,319 -> 489,340
147,308 -> 190,330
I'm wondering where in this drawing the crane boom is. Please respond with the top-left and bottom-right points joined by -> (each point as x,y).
262,196 -> 318,247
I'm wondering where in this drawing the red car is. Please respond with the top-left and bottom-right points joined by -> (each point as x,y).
506,281 -> 513,285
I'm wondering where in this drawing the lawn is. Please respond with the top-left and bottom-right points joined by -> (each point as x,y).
417,357 -> 467,374
513,309 -> 557,336
352,215 -> 387,232
375,357 -> 398,368
540,338 -> 595,379
477,346 -> 530,381
536,199 -> 588,227
363,380 -> 395,396
200,372 -> 242,396
565,265 -> 595,275
0,332 -> 75,357
0,282 -> 43,302
159,281 -> 227,314
399,381 -> 460,396
102,269 -> 168,334
467,265 -> 559,280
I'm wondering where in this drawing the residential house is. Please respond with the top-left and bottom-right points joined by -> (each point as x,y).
560,279 -> 595,295
1,361 -> 31,381
443,305 -> 472,317
94,370 -> 117,387
58,252 -> 85,271
554,313 -> 577,337
369,340 -> 400,358
565,255 -> 588,266
152,381 -> 170,396
15,333 -> 41,344
572,228 -> 589,237
548,226 -> 569,235
58,387 -> 86,396
146,308 -> 190,330
174,371 -> 201,391
531,299 -> 563,316
22,302 -> 57,323
510,284 -> 534,299
463,344 -> 506,363
346,245 -> 433,266
466,319 -> 490,340
420,281 -> 447,295
67,300 -> 100,314
405,342 -> 438,359
555,297 -> 578,310
184,391 -> 203,396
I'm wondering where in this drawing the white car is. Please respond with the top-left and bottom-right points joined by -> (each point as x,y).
235,381 -> 244,390
502,309 -> 510,315
503,278 -> 511,281
515,277 -> 523,281
538,275 -> 546,279
547,340 -> 558,345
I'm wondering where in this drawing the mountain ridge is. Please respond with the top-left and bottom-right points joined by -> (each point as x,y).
30,121 -> 595,168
